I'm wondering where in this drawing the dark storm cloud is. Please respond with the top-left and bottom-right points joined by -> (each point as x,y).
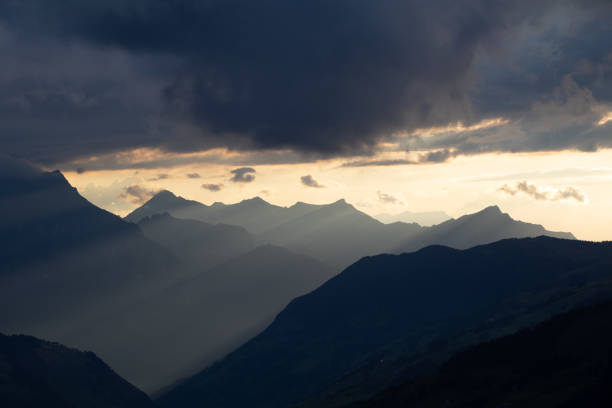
0,1 -> 612,167
229,167 -> 256,183
201,183 -> 223,192
300,175 -> 324,188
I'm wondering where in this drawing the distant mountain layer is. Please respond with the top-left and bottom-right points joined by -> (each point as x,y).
374,210 -> 450,226
351,301 -> 612,407
126,191 -> 574,269
158,237 -> 612,408
393,205 -> 574,254
127,191 -> 423,268
0,333 -> 154,408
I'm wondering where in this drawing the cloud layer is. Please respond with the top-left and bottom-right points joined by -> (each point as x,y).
0,1 -> 611,167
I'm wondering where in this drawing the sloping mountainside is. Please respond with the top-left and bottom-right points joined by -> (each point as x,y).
0,333 -> 154,408
158,237 -> 612,408
75,244 -> 336,392
394,205 -> 574,254
374,210 -> 450,227
350,301 -> 612,408
0,168 -> 179,334
138,213 -> 257,269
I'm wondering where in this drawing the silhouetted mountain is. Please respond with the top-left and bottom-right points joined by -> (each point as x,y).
87,244 -> 336,391
350,301 -> 612,408
394,205 -> 574,253
138,213 -> 257,269
0,167 -> 179,334
0,332 -> 154,408
158,237 -> 612,408
374,210 -> 450,226
124,189 -> 208,224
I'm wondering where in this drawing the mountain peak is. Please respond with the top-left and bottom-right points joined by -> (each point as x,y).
240,196 -> 269,205
330,198 -> 349,206
152,190 -> 177,200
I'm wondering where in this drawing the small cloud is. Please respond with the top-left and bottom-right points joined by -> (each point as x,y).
259,189 -> 271,196
76,167 -> 86,174
120,185 -> 160,205
202,183 -> 223,192
147,173 -> 170,181
300,175 -> 325,188
186,173 -> 201,179
230,167 -> 256,183
418,149 -> 454,163
377,191 -> 403,205
499,181 -> 586,203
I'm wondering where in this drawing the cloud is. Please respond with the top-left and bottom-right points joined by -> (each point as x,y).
342,149 -> 456,167
0,2 -> 612,167
186,173 -> 200,178
147,173 -> 169,181
300,175 -> 324,188
119,185 -> 159,204
229,167 -> 256,183
499,181 -> 586,203
377,191 -> 403,205
201,183 -> 223,192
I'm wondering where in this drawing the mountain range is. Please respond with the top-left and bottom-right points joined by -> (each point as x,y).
126,191 -> 574,269
158,237 -> 612,408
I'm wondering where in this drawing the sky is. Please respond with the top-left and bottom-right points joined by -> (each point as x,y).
1,1 -> 611,241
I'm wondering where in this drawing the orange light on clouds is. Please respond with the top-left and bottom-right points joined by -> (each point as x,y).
597,112 -> 612,126
405,117 -> 509,137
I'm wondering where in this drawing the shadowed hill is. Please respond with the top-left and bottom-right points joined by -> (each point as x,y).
0,332 -> 154,408
394,205 -> 574,253
350,300 -> 612,407
158,237 -> 612,408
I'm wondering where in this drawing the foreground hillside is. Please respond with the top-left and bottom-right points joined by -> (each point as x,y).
0,333 -> 154,408
158,237 -> 612,408
351,301 -> 612,407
